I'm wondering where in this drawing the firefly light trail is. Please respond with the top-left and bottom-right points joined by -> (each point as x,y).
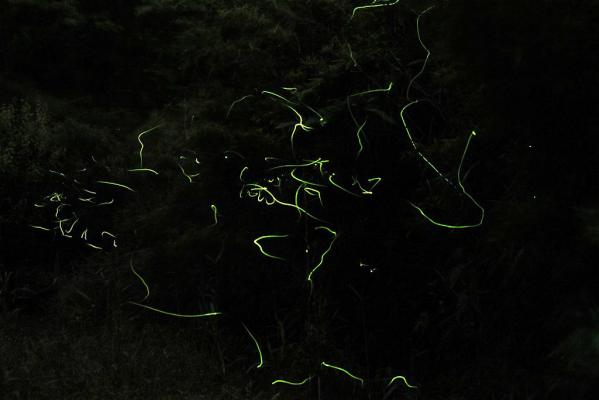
253,234 -> 289,261
137,124 -> 162,168
387,375 -> 418,389
406,6 -> 435,101
307,226 -> 337,290
272,376 -> 313,386
242,323 -> 264,369
321,361 -> 364,387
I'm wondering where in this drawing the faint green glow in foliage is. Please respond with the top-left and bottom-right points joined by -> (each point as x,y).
387,375 -> 418,389
355,119 -> 368,159
226,94 -> 254,119
321,361 -> 364,387
34,203 -> 45,208
29,224 -> 51,231
128,168 -> 159,175
350,0 -> 401,20
96,180 -> 135,192
48,169 -> 65,177
406,5 -> 435,101
347,43 -> 358,67
97,199 -> 114,206
272,376 -> 313,386
304,104 -> 326,126
129,302 -> 222,318
350,82 -> 393,98
285,104 -> 313,156
253,234 -> 289,261
242,323 -> 264,369
307,226 -> 337,289
178,164 -> 200,183
352,176 -> 374,195
408,131 -> 485,229
130,257 -> 150,302
136,124 -> 162,168
86,243 -> 102,250
209,204 -> 219,227
400,100 -> 454,187
268,158 -> 329,173
328,173 -> 362,197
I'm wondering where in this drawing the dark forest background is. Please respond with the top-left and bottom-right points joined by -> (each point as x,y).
1,0 -> 598,399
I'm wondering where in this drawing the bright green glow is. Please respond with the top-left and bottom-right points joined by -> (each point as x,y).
408,130 -> 484,229
307,226 -> 337,287
128,168 -> 159,175
129,302 -> 222,318
406,6 -> 435,100
290,169 -> 325,187
294,183 -> 306,220
272,376 -> 313,386
178,164 -> 200,183
226,94 -> 254,119
97,180 -> 135,192
86,243 -> 102,250
321,361 -> 364,387
130,258 -> 150,302
350,0 -> 401,20
137,124 -> 162,168
242,323 -> 263,369
253,234 -> 289,260
304,187 -> 324,207
29,224 -> 51,231
209,204 -> 219,227
284,104 -> 313,156
328,173 -> 361,197
347,43 -> 358,67
387,375 -> 418,389
350,82 -> 393,98
244,184 -> 327,223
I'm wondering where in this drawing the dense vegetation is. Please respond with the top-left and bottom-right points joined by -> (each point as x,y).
1,1 -> 597,399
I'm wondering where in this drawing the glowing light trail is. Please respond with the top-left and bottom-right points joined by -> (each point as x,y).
321,361 -> 364,386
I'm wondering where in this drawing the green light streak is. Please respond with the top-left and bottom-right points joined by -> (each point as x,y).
81,228 -> 88,240
128,168 -> 159,175
253,234 -> 289,261
347,43 -> 358,67
129,302 -> 222,318
78,197 -> 95,203
355,119 -> 368,159
226,94 -> 254,119
328,173 -> 361,197
268,158 -> 329,172
82,189 -> 97,195
304,187 -> 324,207
281,86 -> 297,93
97,180 -> 135,192
239,166 -> 249,181
350,82 -> 393,98
96,199 -> 114,206
321,361 -> 364,387
242,323 -> 263,369
387,375 -> 418,389
86,243 -> 102,250
137,124 -> 162,168
130,258 -> 150,302
262,90 -> 297,105
65,218 -> 78,234
407,130 -> 484,229
48,169 -> 65,177
285,104 -> 313,156
304,104 -> 326,126
209,204 -> 219,227
307,226 -> 337,287
244,184 -> 327,223
350,0 -> 401,20
29,225 -> 51,231
178,164 -> 200,183
272,376 -> 313,386
406,6 -> 435,101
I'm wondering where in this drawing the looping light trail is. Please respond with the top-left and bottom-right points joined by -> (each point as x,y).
253,234 -> 289,260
